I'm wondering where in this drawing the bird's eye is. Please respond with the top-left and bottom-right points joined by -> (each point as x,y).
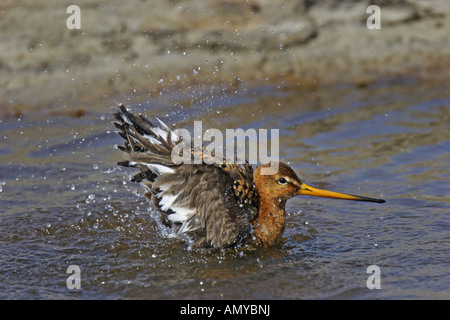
278,178 -> 288,185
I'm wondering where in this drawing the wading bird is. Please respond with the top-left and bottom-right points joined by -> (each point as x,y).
114,105 -> 385,249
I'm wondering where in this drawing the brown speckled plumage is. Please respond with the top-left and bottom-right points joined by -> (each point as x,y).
114,104 -> 385,249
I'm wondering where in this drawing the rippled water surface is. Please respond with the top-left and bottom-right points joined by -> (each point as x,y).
1,78 -> 449,299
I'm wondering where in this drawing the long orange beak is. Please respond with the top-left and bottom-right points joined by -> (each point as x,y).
298,183 -> 385,203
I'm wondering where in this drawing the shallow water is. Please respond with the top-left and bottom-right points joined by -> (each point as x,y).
0,77 -> 449,299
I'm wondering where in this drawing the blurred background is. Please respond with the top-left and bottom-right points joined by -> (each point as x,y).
1,0 -> 449,117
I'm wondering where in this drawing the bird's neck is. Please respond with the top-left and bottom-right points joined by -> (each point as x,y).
252,198 -> 287,247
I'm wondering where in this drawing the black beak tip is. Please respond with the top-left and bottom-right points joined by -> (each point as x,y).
352,194 -> 386,203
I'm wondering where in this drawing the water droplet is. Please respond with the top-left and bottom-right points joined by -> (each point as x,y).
86,194 -> 95,203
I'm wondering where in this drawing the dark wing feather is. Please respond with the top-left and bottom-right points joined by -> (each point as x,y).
113,104 -> 257,248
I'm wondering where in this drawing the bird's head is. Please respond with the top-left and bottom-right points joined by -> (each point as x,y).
254,162 -> 385,206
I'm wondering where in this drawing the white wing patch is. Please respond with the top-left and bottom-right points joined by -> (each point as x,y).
143,163 -> 175,175
158,192 -> 178,211
156,182 -> 197,234
169,207 -> 197,233
117,108 -> 195,234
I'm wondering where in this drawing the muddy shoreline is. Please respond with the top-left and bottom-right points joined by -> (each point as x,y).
1,0 -> 449,119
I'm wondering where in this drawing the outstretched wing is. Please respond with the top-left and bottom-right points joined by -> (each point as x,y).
113,104 -> 257,248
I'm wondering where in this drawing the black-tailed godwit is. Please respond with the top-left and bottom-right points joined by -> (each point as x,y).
114,104 -> 385,249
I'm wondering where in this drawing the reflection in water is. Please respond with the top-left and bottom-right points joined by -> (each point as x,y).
0,78 -> 449,299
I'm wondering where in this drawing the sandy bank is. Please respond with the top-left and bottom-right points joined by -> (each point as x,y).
1,0 -> 449,119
